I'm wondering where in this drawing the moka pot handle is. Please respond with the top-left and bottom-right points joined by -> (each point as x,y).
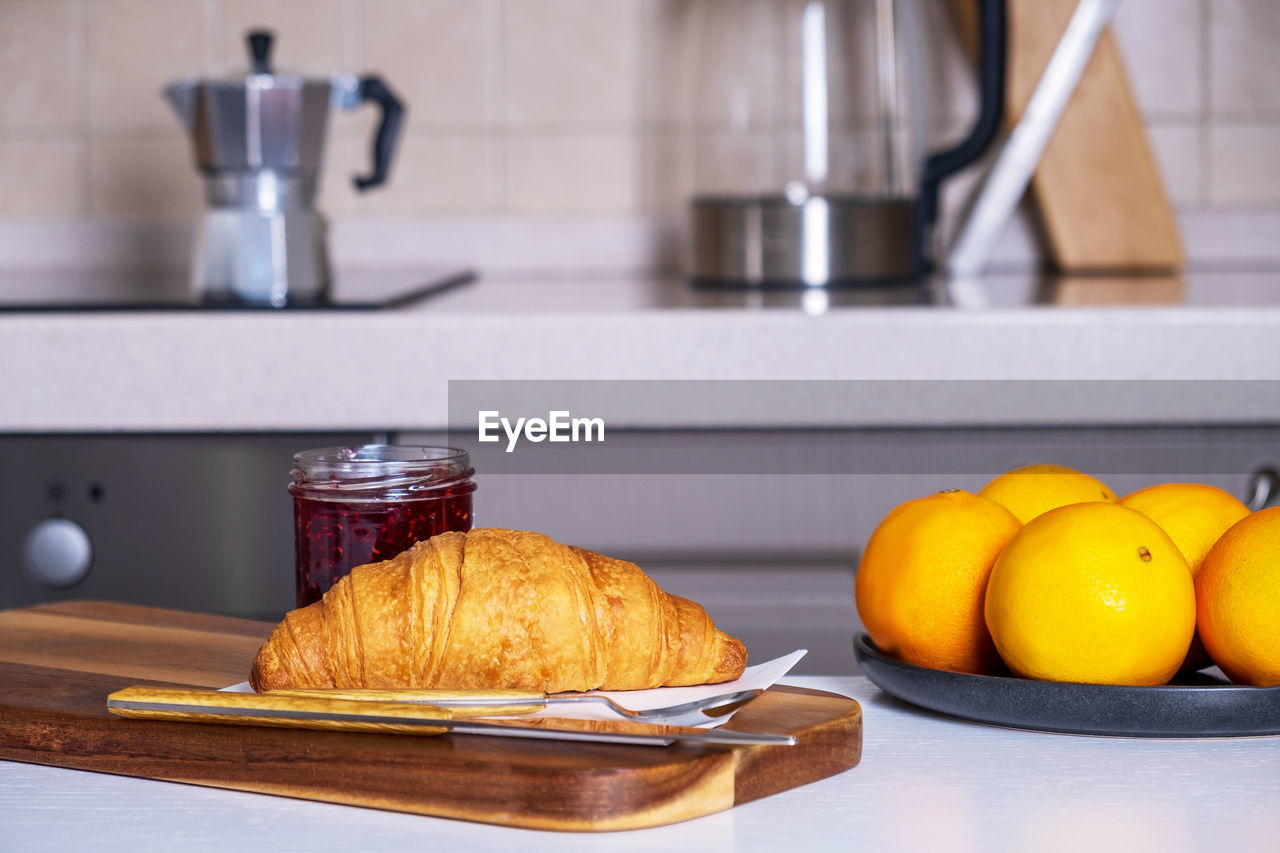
353,75 -> 406,191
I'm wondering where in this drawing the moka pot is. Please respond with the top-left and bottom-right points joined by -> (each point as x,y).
164,31 -> 404,306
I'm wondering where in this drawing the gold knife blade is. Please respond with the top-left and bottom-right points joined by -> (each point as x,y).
266,687 -> 547,717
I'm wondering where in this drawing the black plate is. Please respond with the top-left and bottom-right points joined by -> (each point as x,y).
854,634 -> 1280,738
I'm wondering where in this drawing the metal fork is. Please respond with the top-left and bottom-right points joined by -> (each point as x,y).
531,688 -> 765,726
269,687 -> 766,727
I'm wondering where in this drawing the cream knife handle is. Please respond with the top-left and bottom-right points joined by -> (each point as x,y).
106,686 -> 452,735
267,687 -> 548,717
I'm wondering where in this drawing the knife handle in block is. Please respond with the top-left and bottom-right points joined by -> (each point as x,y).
106,686 -> 451,735
266,687 -> 548,717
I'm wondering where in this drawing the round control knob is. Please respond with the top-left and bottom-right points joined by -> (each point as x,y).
23,518 -> 94,590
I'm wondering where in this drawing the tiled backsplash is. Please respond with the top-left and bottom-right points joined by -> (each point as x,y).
0,0 -> 1278,268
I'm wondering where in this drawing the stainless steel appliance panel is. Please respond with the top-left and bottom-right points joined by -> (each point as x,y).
0,433 -> 375,620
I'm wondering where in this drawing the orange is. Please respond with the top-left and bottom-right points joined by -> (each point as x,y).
1120,482 -> 1250,670
984,502 -> 1195,686
1195,507 -> 1280,686
979,464 -> 1117,524
855,489 -> 1021,674
1119,483 -> 1250,575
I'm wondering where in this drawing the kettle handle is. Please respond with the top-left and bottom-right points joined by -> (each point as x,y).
353,75 -> 406,191
918,0 -> 1006,252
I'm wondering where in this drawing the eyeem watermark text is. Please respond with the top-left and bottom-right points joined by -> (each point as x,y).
478,410 -> 606,453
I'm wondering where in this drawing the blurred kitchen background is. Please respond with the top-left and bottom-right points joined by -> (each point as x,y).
0,0 -> 1277,273
2,0 -> 1279,675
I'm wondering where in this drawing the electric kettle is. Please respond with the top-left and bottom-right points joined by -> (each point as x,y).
687,0 -> 1005,286
164,31 -> 404,306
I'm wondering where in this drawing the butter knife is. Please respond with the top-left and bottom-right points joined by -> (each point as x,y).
105,687 -> 796,747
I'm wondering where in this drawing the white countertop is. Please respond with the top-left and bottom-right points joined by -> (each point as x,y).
2,675 -> 1277,853
2,270 -> 1280,433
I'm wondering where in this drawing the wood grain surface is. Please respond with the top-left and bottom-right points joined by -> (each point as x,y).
0,601 -> 862,832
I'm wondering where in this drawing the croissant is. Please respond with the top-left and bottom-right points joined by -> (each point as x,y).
250,528 -> 747,693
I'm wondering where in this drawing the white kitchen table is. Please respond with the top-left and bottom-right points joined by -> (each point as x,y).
2,675 -> 1277,853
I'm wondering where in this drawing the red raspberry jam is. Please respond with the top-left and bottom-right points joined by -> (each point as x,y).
290,446 -> 476,608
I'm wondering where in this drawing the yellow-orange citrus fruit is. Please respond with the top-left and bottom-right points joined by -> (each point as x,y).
1120,482 -> 1251,670
1120,483 -> 1250,575
979,464 -> 1117,524
984,502 -> 1195,686
1195,507 -> 1280,686
855,490 -> 1021,674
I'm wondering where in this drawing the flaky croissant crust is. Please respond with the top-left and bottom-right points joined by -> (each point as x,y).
251,528 -> 747,693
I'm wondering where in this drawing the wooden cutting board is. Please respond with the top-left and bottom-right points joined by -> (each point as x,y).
0,601 -> 862,832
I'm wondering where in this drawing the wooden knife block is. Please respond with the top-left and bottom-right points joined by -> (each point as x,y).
949,0 -> 1185,272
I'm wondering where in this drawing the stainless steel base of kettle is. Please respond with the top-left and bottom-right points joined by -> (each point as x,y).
690,195 -> 921,287
194,208 -> 331,307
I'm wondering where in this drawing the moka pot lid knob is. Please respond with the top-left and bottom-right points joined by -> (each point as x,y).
247,30 -> 274,75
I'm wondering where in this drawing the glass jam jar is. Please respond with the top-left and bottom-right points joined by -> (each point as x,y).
289,445 -> 476,607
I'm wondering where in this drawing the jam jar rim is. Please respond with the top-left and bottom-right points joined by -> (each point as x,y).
290,444 -> 475,498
